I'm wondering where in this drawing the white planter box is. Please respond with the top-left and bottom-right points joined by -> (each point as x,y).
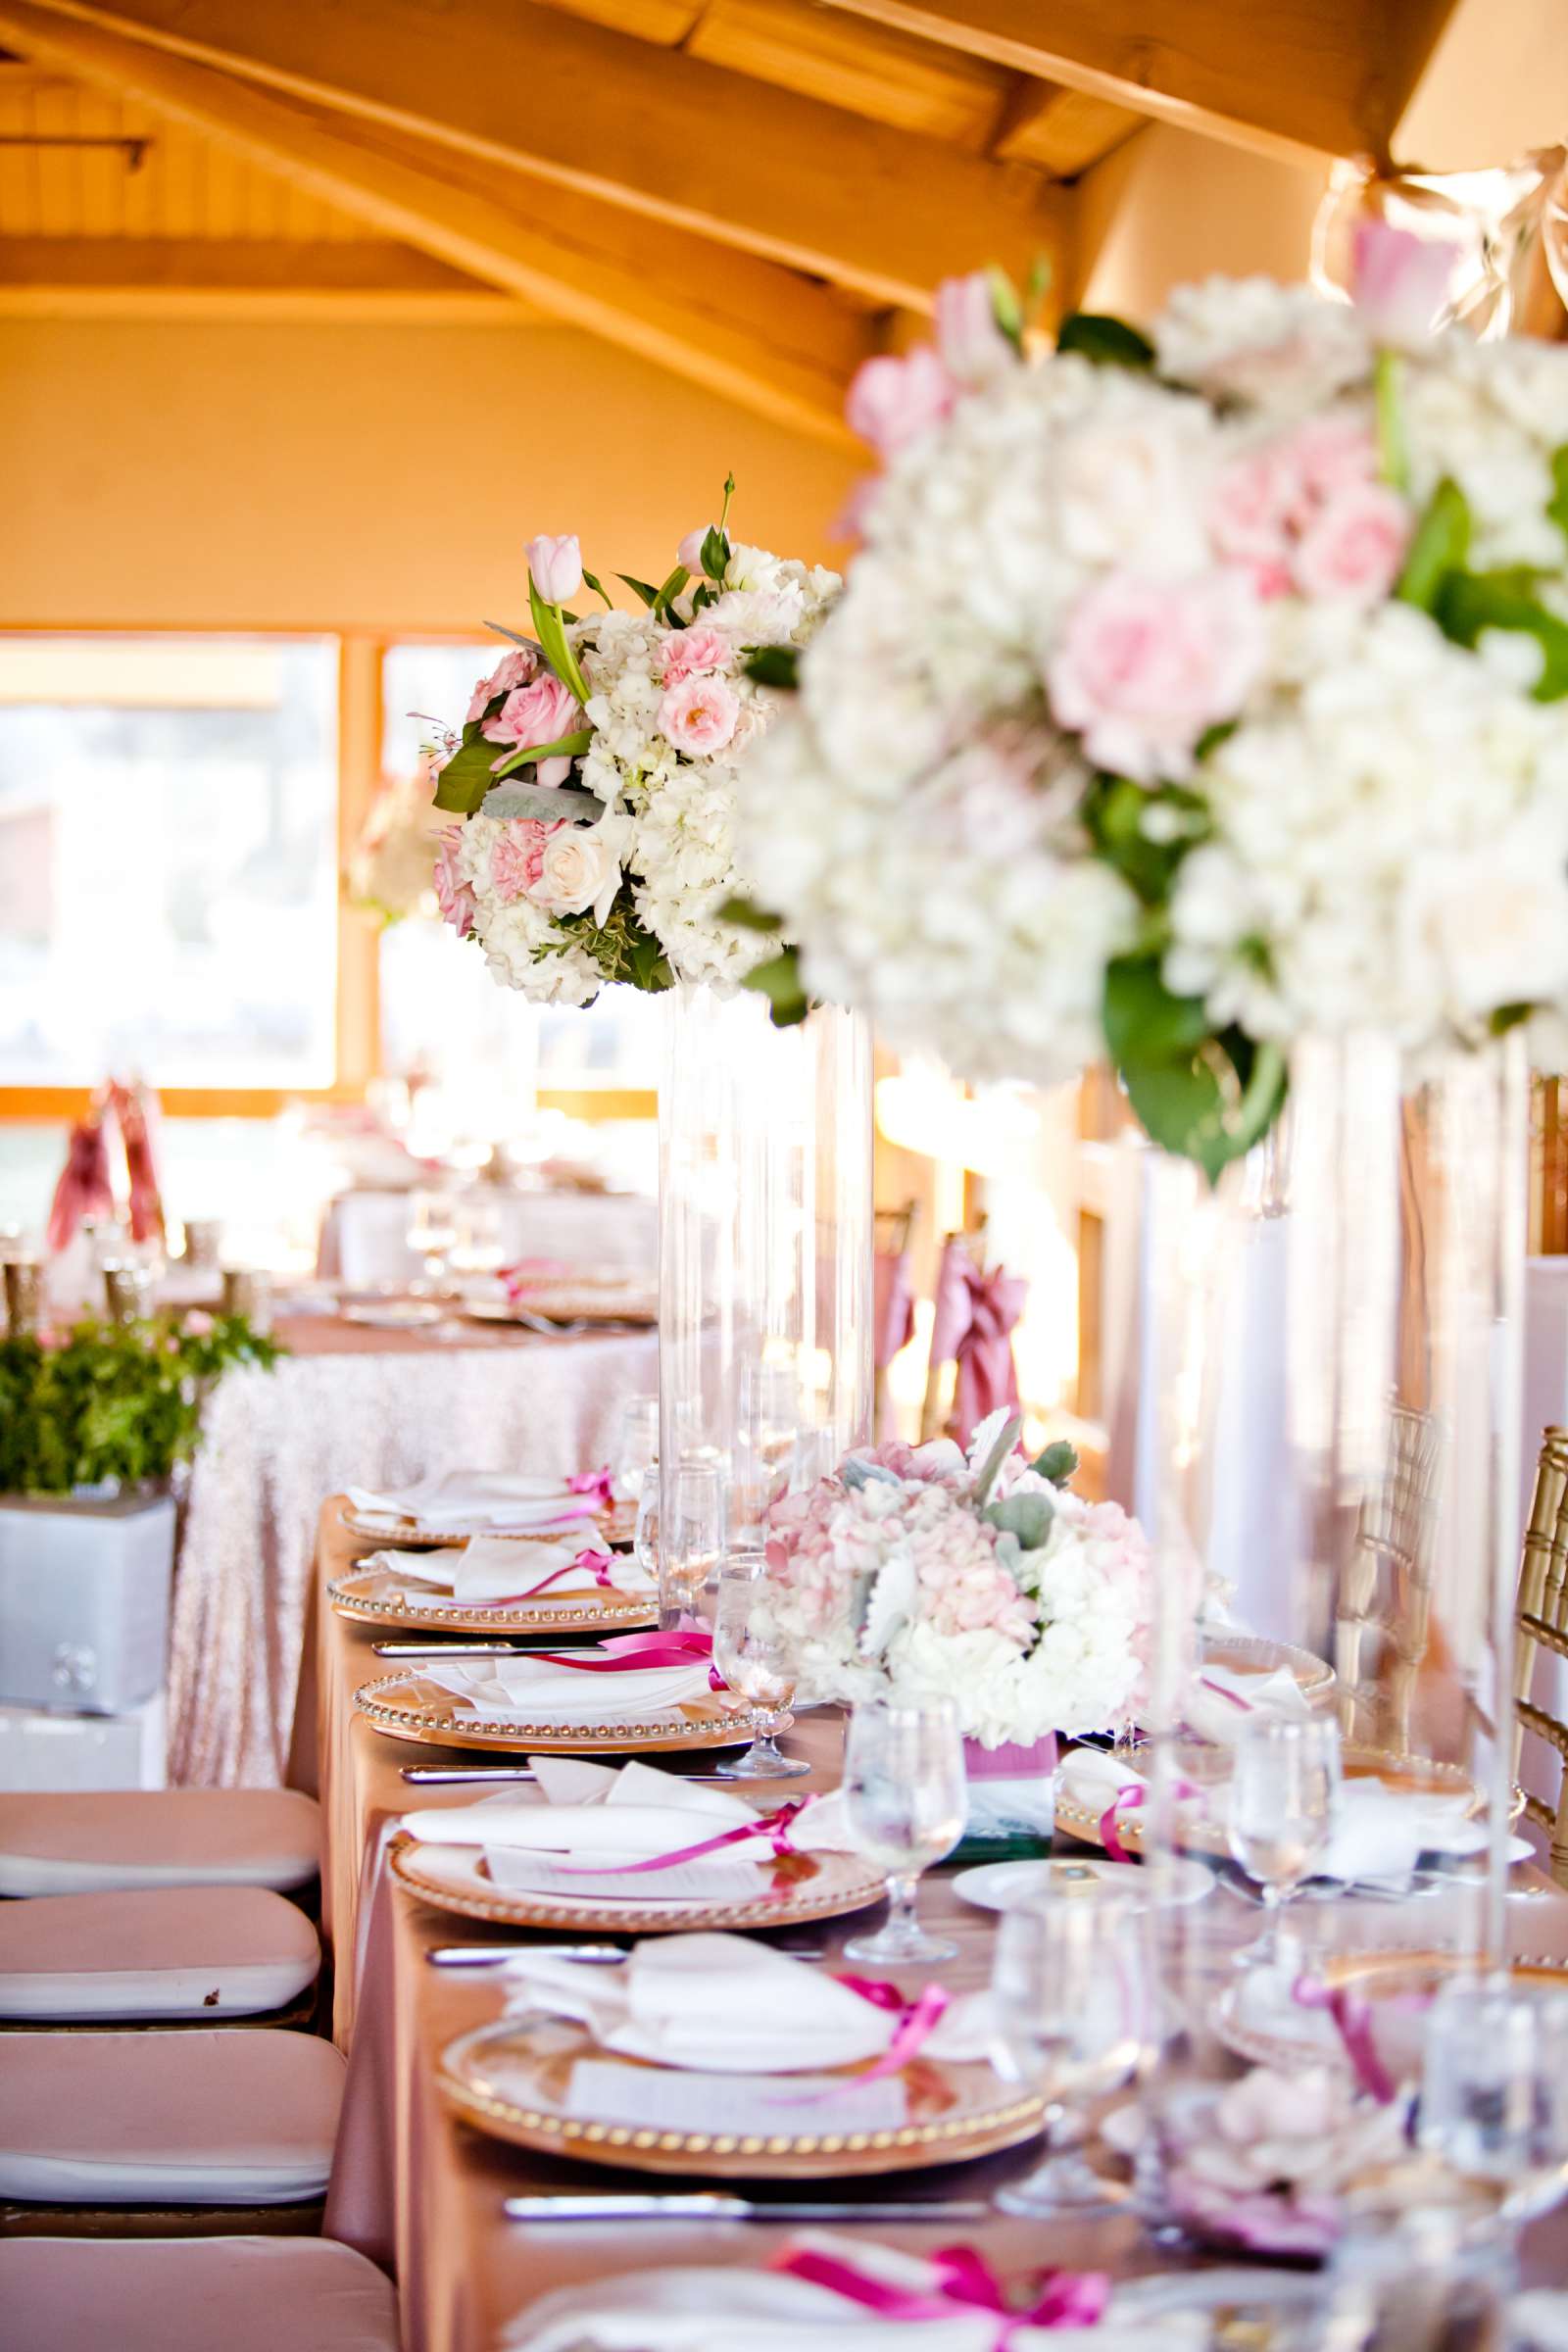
0,1493 -> 176,1714
0,1692 -> 166,1789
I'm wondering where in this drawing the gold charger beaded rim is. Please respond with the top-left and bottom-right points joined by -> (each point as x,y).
463,1292 -> 658,1329
436,2018 -> 1047,2180
387,1831 -> 889,1936
1200,1632 -> 1337,1694
326,1565 -> 657,1638
1211,1946 -> 1568,2076
1053,1744 -> 1480,1862
338,1504 -> 636,1551
352,1669 -> 778,1754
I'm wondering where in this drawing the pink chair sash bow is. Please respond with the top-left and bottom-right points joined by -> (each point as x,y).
45,1116 -> 114,1253
872,1249 -> 916,1371
773,2241 -> 1112,2340
928,1246 -> 1026,1447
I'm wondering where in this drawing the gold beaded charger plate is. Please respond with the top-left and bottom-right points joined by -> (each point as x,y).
387,1831 -> 887,1935
353,1669 -> 775,1755
437,2015 -> 1046,2180
339,1501 -> 634,1550
1054,1744 -> 1478,1862
1213,1946 -> 1568,2077
327,1560 -> 656,1638
465,1285 -> 658,1329
1200,1631 -> 1336,1696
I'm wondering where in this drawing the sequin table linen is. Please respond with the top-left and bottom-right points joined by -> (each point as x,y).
168,1316 -> 658,1787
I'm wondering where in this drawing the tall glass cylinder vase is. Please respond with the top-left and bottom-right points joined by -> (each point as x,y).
1137,1031 -> 1529,2181
658,983 -> 874,1610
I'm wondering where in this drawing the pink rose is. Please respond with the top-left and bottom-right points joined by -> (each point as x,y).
525,532 -> 582,604
676,527 -> 710,575
1290,480 -> 1411,605
934,270 -> 1012,386
845,345 -> 956,461
658,672 -> 741,758
1280,414 -> 1378,517
482,675 -> 582,788
1351,220 -> 1460,346
1208,448 -> 1296,573
465,646 -> 536,724
660,626 -> 731,685
490,818 -> 561,905
1047,568 -> 1267,785
433,824 -> 475,938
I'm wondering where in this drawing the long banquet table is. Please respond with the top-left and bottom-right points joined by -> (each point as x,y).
304,1499 -> 1568,2352
169,1314 -> 658,1788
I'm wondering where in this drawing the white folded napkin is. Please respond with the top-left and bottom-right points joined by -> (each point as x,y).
346,1469 -> 601,1534
497,1931 -> 991,2075
503,2239 -> 1207,2352
1185,1663 -> 1313,1746
1314,1782 -> 1487,1889
384,1536 -> 651,1608
419,1649 -> 715,1723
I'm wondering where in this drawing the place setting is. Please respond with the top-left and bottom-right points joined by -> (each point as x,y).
339,1466 -> 635,1551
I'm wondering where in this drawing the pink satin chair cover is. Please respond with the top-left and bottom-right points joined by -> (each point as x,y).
45,1114 -> 114,1252
109,1078 -> 166,1247
928,1242 -> 1026,1446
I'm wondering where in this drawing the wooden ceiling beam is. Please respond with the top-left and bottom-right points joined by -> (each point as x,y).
0,233 -> 526,317
6,0 -> 1067,308
0,1 -> 868,442
992,81 -> 1144,177
808,0 -> 1465,167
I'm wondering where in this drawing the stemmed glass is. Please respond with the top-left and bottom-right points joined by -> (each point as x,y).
841,1696 -> 967,1967
1226,1715 -> 1342,1971
711,1560 -> 809,1780
633,1482 -> 660,1596
407,1187 -> 458,1295
991,1893 -> 1154,2217
1419,1978 -> 1568,2224
612,1395 -> 660,1504
658,1460 -> 725,1627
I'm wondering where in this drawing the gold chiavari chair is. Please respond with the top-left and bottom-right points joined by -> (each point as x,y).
1514,1427 -> 1568,1885
1334,1399 -> 1443,1750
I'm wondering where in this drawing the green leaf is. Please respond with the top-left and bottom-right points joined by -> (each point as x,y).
431,732 -> 503,814
985,1492 -> 1054,1550
1434,566 -> 1568,701
617,573 -> 661,609
1103,954 -> 1210,1067
653,564 -> 690,619
714,895 -> 784,932
1083,775 -> 1208,904
1396,476 -> 1470,611
987,265 -> 1024,352
1491,1002 -> 1534,1036
482,619 -> 533,647
1054,312 -> 1154,368
527,574 -> 590,705
1548,446 -> 1568,546
741,947 -> 810,1027
487,727 -> 595,781
742,645 -> 801,690
700,524 -> 729,582
1030,1439 -> 1079,1487
480,779 -> 603,822
580,569 -> 615,611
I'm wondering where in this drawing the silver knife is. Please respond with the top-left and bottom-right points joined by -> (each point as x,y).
504,2193 -> 992,2224
428,1942 -> 827,1968
398,1766 -> 774,1786
374,1641 -> 548,1658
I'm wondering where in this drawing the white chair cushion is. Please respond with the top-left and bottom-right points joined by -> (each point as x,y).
0,1789 -> 320,1895
0,2236 -> 398,2351
0,2029 -> 344,2204
0,1886 -> 319,2020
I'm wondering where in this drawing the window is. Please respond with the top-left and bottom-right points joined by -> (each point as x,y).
0,635 -> 338,1090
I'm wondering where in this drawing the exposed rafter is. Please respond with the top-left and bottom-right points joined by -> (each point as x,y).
4,0 -> 1069,309
0,235 -> 521,317
0,0 -> 871,442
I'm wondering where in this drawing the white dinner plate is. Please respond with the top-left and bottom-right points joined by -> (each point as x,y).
952,1852 -> 1214,1914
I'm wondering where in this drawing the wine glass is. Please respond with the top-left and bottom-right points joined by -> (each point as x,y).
447,1194 -> 504,1284
1226,1714 -> 1341,1971
711,1560 -> 809,1780
660,1459 -> 724,1627
612,1395 -> 660,1504
991,1893 -> 1154,2216
1419,1979 -> 1568,2224
841,1695 -> 967,1967
634,1481 -> 660,1593
407,1187 -> 458,1295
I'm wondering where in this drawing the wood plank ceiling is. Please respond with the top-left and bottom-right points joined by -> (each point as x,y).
0,0 -> 1480,435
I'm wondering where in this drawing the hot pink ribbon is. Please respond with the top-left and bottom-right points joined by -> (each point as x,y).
1197,1674 -> 1252,1712
774,2241 -> 1111,2341
472,1547 -> 619,1606
554,1794 -> 816,1878
836,1977 -> 952,2088
1292,1975 -> 1398,2105
566,1466 -> 615,1507
1098,1775 -> 1201,1863
928,1245 -> 1026,1447
529,1628 -> 715,1673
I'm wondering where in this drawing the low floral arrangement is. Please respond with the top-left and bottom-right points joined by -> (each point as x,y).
761,1411 -> 1152,1748
0,1312 -> 281,1496
733,236 -> 1568,1175
347,767 -> 447,925
429,483 -> 837,1005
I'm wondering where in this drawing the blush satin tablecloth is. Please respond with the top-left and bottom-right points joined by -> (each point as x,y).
302,1501 -> 1568,2352
168,1319 -> 657,1788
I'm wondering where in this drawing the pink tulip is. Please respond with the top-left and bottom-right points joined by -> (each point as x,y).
1351,220 -> 1460,347
526,532 -> 583,605
934,271 -> 1012,385
845,346 -> 956,461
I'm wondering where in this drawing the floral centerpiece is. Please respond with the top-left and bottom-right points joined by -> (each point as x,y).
732,235 -> 1568,1175
761,1411 -> 1152,1748
429,484 -> 837,1005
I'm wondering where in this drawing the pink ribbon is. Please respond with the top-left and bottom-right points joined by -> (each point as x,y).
471,1547 -> 618,1606
928,1244 -> 1026,1447
1292,1975 -> 1398,2105
529,1628 -> 715,1673
553,1794 -> 815,1878
1197,1673 -> 1253,1712
773,2241 -> 1111,2341
566,1465 -> 615,1507
1098,1775 -> 1201,1863
501,1256 -> 572,1298
836,1977 -> 952,2088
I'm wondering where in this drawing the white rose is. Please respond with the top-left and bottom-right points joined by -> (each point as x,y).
532,817 -> 627,925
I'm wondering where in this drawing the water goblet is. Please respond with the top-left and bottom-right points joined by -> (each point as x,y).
711,1560 -> 809,1780
612,1395 -> 660,1504
634,1481 -> 660,1590
841,1695 -> 967,1967
1419,1978 -> 1568,2225
407,1186 -> 458,1295
991,1892 -> 1154,2217
1226,1714 -> 1341,1972
660,1459 -> 724,1627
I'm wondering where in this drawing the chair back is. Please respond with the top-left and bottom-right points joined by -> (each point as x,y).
1515,1426 -> 1568,1883
1333,1399 -> 1442,1749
